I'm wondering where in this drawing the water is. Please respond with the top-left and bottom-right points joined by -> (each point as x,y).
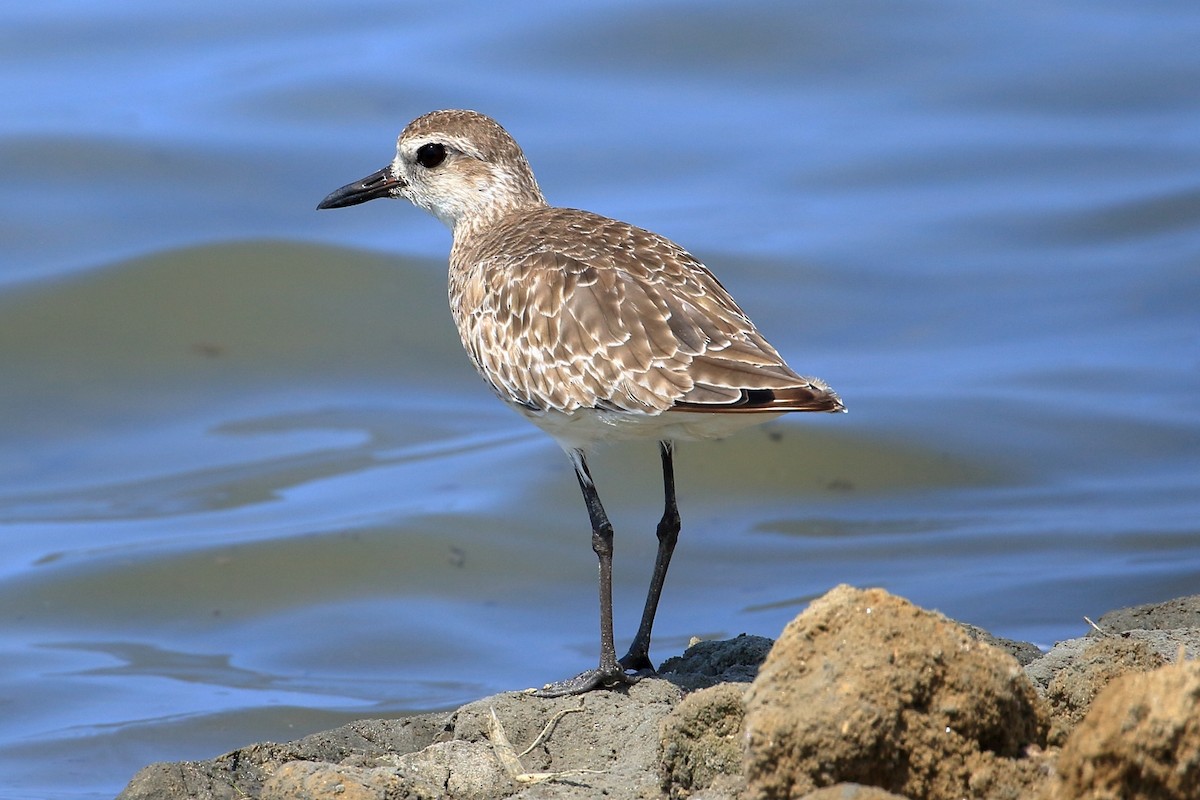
2,1 -> 1199,797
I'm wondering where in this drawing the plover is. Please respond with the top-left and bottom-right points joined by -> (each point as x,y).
318,110 -> 844,696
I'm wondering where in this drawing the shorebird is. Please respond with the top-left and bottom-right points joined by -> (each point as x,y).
317,110 -> 844,696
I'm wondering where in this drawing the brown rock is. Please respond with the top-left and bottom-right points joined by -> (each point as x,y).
116,715 -> 453,800
262,761 -> 403,800
1042,635 -> 1165,744
659,682 -> 747,798
117,742 -> 333,800
742,585 -> 1048,800
261,740 -> 512,800
1042,659 -> 1200,800
798,784 -> 913,800
115,589 -> 1200,800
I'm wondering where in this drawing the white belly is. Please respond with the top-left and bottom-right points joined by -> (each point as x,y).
516,404 -> 783,453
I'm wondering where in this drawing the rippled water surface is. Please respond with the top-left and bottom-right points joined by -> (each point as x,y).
2,2 -> 1199,797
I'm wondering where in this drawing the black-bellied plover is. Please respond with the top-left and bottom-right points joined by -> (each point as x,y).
318,110 -> 844,696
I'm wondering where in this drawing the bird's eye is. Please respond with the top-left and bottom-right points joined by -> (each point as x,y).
416,143 -> 447,169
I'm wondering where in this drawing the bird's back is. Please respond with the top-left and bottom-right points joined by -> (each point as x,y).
448,206 -> 843,418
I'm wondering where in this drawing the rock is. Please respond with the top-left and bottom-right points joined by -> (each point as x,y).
1041,659 -> 1200,800
659,682 -> 747,799
114,642 -> 753,800
449,677 -> 681,798
1039,635 -> 1165,745
741,585 -> 1048,800
262,760 -> 405,800
116,715 -> 454,800
798,785 -> 913,800
957,622 -> 1043,666
114,587 -> 1200,800
1090,593 -> 1200,633
658,633 -> 773,690
1023,626 -> 1200,745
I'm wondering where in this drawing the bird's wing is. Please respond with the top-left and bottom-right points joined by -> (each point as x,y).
453,209 -> 842,414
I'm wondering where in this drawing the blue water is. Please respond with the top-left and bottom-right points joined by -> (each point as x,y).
2,2 -> 1198,798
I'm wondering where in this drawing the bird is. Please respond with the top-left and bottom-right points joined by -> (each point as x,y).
317,110 -> 844,696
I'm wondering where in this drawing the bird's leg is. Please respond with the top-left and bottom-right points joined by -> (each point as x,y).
535,449 -> 640,698
620,440 -> 681,672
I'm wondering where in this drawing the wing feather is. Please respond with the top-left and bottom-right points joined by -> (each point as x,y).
448,207 -> 843,415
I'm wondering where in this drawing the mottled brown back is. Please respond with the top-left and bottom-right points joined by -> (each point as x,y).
448,206 -> 842,415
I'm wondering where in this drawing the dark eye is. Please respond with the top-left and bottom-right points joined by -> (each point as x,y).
416,143 -> 446,169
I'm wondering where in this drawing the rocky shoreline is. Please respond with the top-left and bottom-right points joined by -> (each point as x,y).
116,586 -> 1200,800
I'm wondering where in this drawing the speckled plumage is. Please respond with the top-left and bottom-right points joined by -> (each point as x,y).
318,109 -> 844,696
449,204 -> 837,415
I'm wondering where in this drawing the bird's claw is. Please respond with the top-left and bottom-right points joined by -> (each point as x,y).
533,665 -> 641,698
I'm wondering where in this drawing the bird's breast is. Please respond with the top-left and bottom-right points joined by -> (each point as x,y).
518,404 -> 785,453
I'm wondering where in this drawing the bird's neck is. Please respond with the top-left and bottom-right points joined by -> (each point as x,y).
451,195 -> 548,240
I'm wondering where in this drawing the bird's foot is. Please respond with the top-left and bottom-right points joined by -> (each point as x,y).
618,650 -> 655,673
533,663 -> 642,698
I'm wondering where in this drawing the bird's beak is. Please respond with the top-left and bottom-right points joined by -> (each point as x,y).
316,166 -> 404,210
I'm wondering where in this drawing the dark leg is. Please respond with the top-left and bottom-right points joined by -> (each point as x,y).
535,449 -> 640,698
619,440 -> 681,672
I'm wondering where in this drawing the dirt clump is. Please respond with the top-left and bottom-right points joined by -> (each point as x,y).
1040,635 -> 1166,744
659,682 -> 748,798
1041,658 -> 1200,800
741,585 -> 1049,800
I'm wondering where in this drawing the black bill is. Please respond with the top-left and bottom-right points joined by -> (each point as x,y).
316,166 -> 404,210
